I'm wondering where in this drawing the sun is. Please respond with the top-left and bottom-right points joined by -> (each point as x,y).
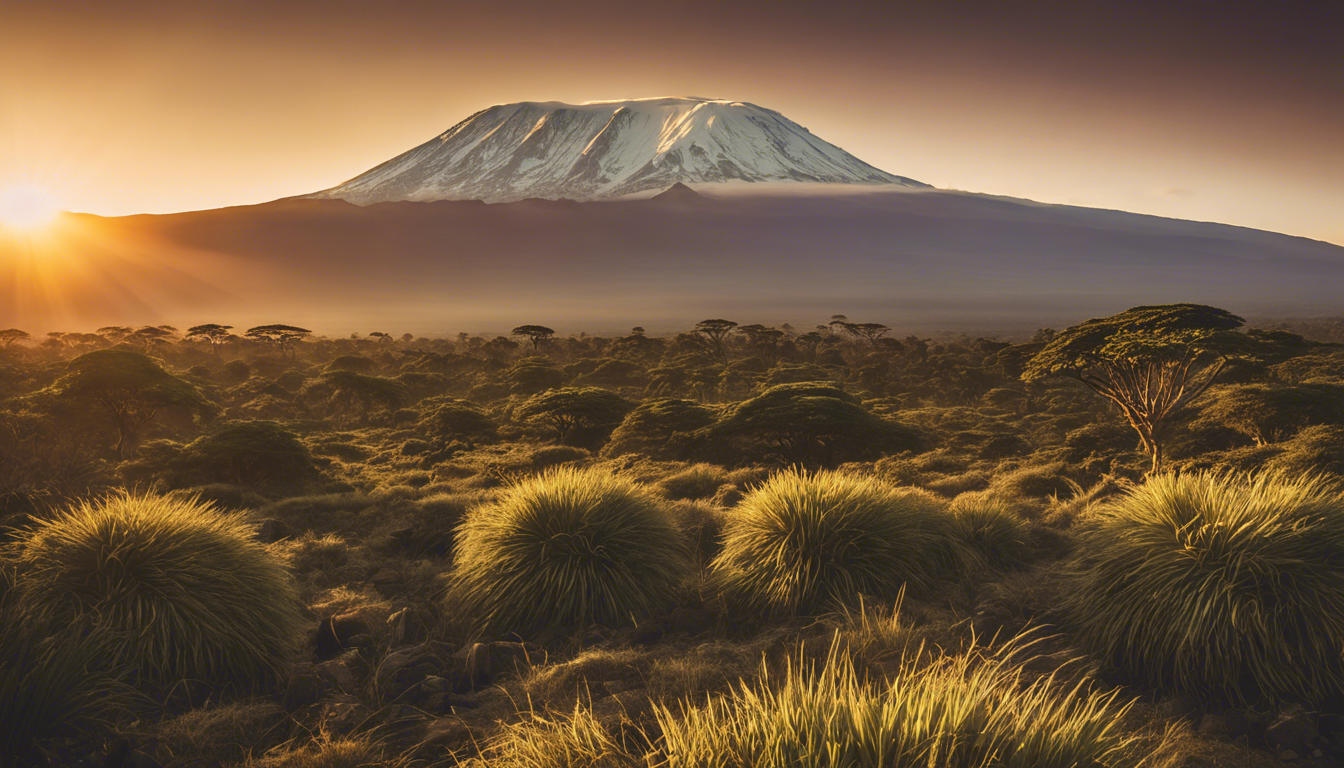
0,184 -> 63,231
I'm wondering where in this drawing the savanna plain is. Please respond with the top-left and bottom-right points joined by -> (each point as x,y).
4,307 -> 1344,768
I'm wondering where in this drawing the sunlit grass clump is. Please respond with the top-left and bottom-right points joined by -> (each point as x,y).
7,493 -> 305,694
1069,470 -> 1344,705
939,493 -> 1034,573
0,600 -> 132,761
711,469 -> 941,616
657,637 -> 1146,768
450,466 -> 690,636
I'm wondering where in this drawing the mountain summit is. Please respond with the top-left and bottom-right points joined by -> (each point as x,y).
309,97 -> 927,204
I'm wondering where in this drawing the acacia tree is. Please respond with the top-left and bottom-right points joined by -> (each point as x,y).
1022,303 -> 1248,473
245,324 -> 312,359
511,325 -> 555,351
694,319 -> 738,363
0,329 -> 29,348
186,324 -> 234,356
49,349 -> 213,457
515,386 -> 633,445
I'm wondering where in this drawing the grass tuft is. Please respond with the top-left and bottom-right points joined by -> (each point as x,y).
656,633 -> 1149,768
8,492 -> 306,696
711,469 -> 942,616
1068,470 -> 1344,705
450,467 -> 690,637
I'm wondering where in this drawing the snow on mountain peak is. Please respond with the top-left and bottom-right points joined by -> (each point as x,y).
310,97 -> 929,204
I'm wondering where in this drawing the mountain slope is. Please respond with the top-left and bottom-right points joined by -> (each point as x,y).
24,189 -> 1341,334
308,97 -> 927,204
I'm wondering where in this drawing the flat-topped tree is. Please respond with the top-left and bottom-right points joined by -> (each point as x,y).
0,329 -> 29,348
1022,303 -> 1248,473
511,325 -> 555,351
185,324 -> 233,355
49,349 -> 213,457
694,319 -> 738,363
245,324 -> 312,359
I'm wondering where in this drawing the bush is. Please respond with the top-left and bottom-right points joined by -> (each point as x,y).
657,463 -> 730,500
1068,471 -> 1344,705
657,635 -> 1148,768
515,387 -> 634,448
418,396 -> 497,445
701,382 -> 922,466
169,420 -> 317,489
450,467 -> 690,637
939,493 -> 1034,573
324,354 -> 376,374
602,398 -> 716,459
711,469 -> 942,616
7,493 -> 306,695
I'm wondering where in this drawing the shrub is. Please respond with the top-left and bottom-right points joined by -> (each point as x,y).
515,387 -> 634,448
939,493 -> 1034,573
418,396 -> 497,445
657,463 -> 730,500
602,398 -> 716,459
450,467 -> 690,636
711,469 -> 942,616
324,354 -> 376,374
506,356 -> 566,395
657,635 -> 1149,768
1068,471 -> 1344,705
7,493 -> 306,695
1193,383 -> 1344,445
701,382 -> 922,466
169,420 -> 317,489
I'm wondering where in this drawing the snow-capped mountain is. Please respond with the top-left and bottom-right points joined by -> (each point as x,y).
309,97 -> 928,204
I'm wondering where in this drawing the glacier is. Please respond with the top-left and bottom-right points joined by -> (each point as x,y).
308,97 -> 928,204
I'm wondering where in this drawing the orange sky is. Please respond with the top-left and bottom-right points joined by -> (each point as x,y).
2,1 -> 1341,244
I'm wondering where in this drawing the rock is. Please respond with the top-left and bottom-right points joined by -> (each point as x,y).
1266,706 -> 1318,753
282,663 -> 325,711
466,641 -> 535,687
377,644 -> 442,700
315,659 -> 358,694
1156,693 -> 1202,723
319,694 -> 370,735
1197,714 -> 1230,740
1280,749 -> 1301,761
420,717 -> 473,750
314,612 -> 372,658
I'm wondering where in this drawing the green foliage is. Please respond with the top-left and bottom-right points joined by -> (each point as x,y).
166,420 -> 316,489
515,386 -> 634,447
323,354 -> 376,373
657,635 -> 1147,768
1192,382 -> 1344,445
418,396 -> 497,445
49,349 -> 214,457
1022,304 -> 1247,472
712,469 -> 942,616
7,493 -> 306,695
0,598 -> 134,762
301,369 -> 406,424
704,382 -> 921,466
602,398 -> 716,459
507,356 -> 566,395
450,467 -> 690,636
939,493 -> 1034,573
1068,471 -> 1344,705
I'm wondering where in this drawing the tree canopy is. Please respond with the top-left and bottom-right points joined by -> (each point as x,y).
49,349 -> 213,456
1023,303 -> 1247,472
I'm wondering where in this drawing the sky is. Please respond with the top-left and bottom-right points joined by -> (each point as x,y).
2,0 -> 1341,244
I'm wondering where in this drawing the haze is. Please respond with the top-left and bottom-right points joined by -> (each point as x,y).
2,0 -> 1341,245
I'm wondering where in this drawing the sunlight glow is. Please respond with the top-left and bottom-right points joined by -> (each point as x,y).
0,184 -> 62,231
